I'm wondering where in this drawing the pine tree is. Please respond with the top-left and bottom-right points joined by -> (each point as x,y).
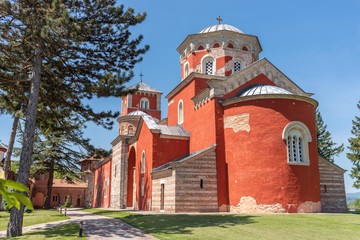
316,109 -> 344,162
347,101 -> 360,189
0,1 -> 148,236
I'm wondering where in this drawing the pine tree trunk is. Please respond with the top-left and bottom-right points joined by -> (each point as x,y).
7,48 -> 42,237
45,159 -> 55,209
4,116 -> 19,179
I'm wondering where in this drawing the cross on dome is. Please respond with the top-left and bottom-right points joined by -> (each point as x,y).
217,16 -> 223,25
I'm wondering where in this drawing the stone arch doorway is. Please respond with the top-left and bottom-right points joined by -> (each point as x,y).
127,146 -> 136,208
34,192 -> 45,208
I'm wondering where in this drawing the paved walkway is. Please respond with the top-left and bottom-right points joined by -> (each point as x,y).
0,209 -> 158,239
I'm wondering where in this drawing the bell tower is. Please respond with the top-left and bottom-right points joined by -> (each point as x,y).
177,17 -> 262,80
121,81 -> 162,121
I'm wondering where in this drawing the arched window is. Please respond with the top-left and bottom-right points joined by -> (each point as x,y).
184,62 -> 190,78
197,45 -> 204,50
213,43 -> 220,48
178,100 -> 184,124
202,57 -> 214,75
282,121 -> 312,165
140,98 -> 149,109
234,60 -> 242,73
242,45 -> 249,51
227,43 -> 234,48
141,151 -> 146,173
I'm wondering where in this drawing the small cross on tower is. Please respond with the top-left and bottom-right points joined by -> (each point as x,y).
217,16 -> 223,25
139,72 -> 144,83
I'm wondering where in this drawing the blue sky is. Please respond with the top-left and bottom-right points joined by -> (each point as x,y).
1,0 -> 359,193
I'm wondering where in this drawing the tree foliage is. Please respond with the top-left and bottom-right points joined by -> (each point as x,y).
316,109 -> 344,162
347,101 -> 360,189
0,0 -> 148,236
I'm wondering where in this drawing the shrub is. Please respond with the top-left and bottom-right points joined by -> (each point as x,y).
354,198 -> 360,209
24,206 -> 33,213
62,195 -> 71,208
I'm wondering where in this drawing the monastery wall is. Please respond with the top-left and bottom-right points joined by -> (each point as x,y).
174,149 -> 218,212
92,159 -> 112,208
152,170 -> 176,212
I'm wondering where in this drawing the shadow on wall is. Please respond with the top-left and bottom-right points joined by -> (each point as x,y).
95,170 -> 103,208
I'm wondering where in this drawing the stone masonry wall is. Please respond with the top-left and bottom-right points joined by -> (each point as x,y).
152,170 -> 176,212
318,156 -> 347,213
111,140 -> 128,209
175,150 -> 218,212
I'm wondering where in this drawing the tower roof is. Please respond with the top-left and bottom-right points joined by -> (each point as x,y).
127,82 -> 162,93
199,24 -> 243,34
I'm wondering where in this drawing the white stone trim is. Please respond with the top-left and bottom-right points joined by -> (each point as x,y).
201,54 -> 216,75
282,121 -> 312,165
141,150 -> 146,173
178,100 -> 184,124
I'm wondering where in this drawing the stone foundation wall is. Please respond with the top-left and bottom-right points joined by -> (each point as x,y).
318,156 -> 347,213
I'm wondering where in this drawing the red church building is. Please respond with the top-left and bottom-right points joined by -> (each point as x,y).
87,22 -> 346,213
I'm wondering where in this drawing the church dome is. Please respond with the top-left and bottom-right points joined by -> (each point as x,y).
199,24 -> 243,34
239,85 -> 292,97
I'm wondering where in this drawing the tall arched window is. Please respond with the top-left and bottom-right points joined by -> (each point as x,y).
282,121 -> 312,165
234,60 -> 242,73
184,62 -> 190,79
202,57 -> 214,75
178,100 -> 184,124
140,98 -> 149,109
141,151 -> 146,173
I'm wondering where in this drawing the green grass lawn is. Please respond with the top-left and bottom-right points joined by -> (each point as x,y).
0,210 -> 69,231
84,208 -> 360,240
3,223 -> 86,240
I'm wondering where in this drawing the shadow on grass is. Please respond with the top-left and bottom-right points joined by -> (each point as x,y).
11,223 -> 84,240
119,214 -> 257,235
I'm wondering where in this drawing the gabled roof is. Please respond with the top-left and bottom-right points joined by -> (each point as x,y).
52,179 -> 87,188
151,144 -> 216,173
127,82 -> 162,94
318,155 -> 346,174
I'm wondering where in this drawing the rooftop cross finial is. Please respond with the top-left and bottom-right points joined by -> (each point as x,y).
140,72 -> 144,83
217,16 -> 223,25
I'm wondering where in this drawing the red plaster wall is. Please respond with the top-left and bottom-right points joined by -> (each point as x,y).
135,122 -> 154,210
223,98 -> 320,212
153,136 -> 189,168
92,159 -> 112,208
167,78 -> 208,127
132,93 -> 157,110
181,51 -> 208,79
